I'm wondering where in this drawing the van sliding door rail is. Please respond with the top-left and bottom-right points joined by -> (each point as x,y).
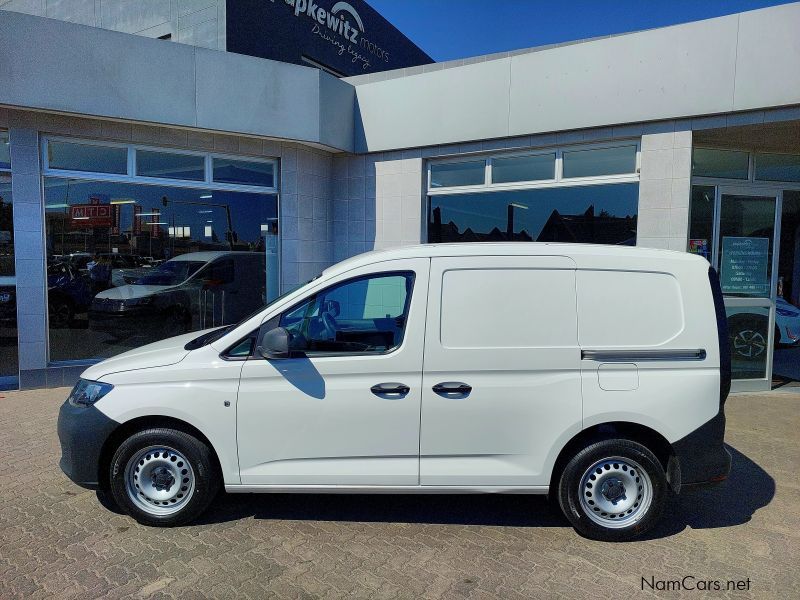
581,349 -> 707,362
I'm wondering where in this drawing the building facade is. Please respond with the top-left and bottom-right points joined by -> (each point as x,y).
1,4 -> 799,392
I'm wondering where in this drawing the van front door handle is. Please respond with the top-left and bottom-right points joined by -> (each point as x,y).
432,382 -> 472,396
370,382 -> 410,396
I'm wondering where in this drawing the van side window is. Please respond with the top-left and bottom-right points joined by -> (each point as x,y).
279,272 -> 414,355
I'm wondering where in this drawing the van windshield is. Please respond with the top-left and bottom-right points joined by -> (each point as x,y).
135,261 -> 205,286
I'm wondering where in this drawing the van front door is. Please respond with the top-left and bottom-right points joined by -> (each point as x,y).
419,255 -> 582,487
236,259 -> 429,486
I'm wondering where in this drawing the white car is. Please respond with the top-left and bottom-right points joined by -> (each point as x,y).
58,243 -> 730,542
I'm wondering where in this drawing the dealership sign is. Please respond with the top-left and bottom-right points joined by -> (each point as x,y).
281,0 -> 390,69
227,0 -> 431,77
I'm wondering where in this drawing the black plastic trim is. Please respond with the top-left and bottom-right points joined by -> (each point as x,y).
707,266 -> 731,406
57,399 -> 119,489
671,409 -> 731,486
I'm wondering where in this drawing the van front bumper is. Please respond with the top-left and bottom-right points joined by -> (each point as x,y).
672,410 -> 732,488
57,399 -> 119,490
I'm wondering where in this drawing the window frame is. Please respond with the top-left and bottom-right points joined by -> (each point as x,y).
692,146 -> 800,186
271,270 -> 416,359
134,147 -> 207,182
753,150 -> 800,183
42,136 -> 279,194
690,146 -> 751,181
427,140 -> 641,195
211,155 -> 278,188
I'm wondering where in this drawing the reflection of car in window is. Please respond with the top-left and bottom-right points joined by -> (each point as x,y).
88,251 -> 266,341
775,297 -> 800,346
727,297 -> 800,359
47,262 -> 93,328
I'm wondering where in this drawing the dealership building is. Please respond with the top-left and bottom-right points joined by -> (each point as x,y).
0,1 -> 799,392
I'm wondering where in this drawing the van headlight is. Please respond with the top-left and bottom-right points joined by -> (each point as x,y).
67,379 -> 114,407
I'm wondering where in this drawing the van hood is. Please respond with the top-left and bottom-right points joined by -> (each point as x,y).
79,330 -> 207,380
95,284 -> 172,300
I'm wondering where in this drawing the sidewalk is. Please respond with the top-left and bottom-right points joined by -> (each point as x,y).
0,387 -> 797,599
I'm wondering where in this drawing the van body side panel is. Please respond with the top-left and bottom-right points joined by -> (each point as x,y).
420,256 -> 582,486
576,259 -> 722,444
92,345 -> 244,485
236,258 -> 430,486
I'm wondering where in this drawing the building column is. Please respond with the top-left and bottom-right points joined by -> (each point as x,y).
279,143 -> 333,293
9,126 -> 49,387
373,152 -> 424,251
637,122 -> 692,251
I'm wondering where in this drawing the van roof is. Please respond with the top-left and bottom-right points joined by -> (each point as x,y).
325,242 -> 705,276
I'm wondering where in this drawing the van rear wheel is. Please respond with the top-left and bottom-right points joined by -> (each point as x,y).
108,428 -> 219,527
557,439 -> 666,542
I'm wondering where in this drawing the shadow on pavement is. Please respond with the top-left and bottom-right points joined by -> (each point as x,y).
191,444 -> 774,539
644,445 -> 775,539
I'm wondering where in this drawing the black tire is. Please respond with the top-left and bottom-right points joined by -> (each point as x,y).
557,439 -> 666,542
108,428 -> 219,527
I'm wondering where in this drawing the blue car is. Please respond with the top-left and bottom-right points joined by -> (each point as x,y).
48,262 -> 93,328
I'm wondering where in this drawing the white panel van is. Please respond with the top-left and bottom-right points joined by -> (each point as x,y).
58,243 -> 731,541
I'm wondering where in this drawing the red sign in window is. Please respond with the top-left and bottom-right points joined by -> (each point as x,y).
69,203 -> 112,228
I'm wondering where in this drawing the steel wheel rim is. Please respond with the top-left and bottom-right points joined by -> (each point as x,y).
124,445 -> 195,516
578,456 -> 653,529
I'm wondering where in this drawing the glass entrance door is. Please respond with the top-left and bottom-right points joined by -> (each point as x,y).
715,190 -> 779,391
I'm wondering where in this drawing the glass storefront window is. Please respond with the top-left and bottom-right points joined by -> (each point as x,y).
775,191 -> 800,382
0,132 -> 10,169
428,183 -> 638,245
0,175 -> 12,277
136,150 -> 205,181
754,153 -> 800,183
717,194 -> 776,298
47,140 -> 128,174
0,174 -> 17,387
727,305 -> 770,380
692,148 -> 749,179
429,160 -> 486,188
212,157 -> 275,187
491,154 -> 555,184
561,145 -> 637,178
687,185 -> 715,261
44,177 -> 278,362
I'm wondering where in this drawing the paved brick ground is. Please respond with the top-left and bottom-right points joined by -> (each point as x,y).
0,387 -> 798,599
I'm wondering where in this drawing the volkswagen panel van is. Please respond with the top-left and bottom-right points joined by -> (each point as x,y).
58,243 -> 731,541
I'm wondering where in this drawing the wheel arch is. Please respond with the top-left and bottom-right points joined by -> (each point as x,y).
548,421 -> 677,494
97,415 -> 224,492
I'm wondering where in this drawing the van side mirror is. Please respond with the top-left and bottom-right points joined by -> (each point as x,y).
256,326 -> 291,360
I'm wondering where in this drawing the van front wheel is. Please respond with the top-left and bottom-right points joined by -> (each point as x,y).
557,439 -> 666,541
109,428 -> 219,527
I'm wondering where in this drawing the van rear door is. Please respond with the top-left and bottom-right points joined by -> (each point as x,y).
420,255 -> 582,487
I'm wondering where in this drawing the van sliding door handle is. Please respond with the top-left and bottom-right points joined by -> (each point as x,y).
432,382 -> 472,396
370,383 -> 410,396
